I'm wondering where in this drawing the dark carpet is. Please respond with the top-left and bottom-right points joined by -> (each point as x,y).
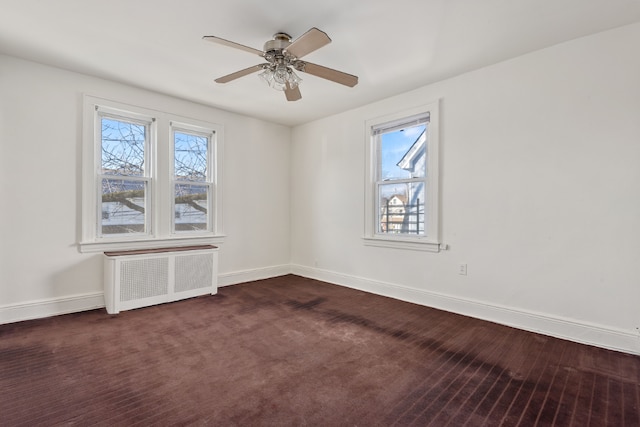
1,275 -> 639,426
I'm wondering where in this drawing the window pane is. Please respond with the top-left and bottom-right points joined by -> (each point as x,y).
174,131 -> 208,182
101,118 -> 146,176
378,182 -> 425,235
174,183 -> 208,232
380,124 -> 426,180
101,179 -> 146,235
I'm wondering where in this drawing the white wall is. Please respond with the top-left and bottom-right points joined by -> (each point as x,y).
0,55 -> 291,319
290,23 -> 640,354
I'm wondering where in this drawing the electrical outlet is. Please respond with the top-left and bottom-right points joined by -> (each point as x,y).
458,263 -> 467,276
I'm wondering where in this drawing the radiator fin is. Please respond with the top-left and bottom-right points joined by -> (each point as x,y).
120,257 -> 169,301
175,254 -> 213,292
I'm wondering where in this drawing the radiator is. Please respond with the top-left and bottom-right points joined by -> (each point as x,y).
103,245 -> 218,314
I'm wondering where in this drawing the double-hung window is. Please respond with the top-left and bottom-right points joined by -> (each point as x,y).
80,96 -> 223,252
171,124 -> 214,233
99,112 -> 153,237
364,102 -> 441,252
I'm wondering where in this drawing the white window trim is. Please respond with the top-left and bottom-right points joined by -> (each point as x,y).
363,101 -> 441,252
170,121 -> 216,235
79,95 -> 225,253
96,109 -> 155,239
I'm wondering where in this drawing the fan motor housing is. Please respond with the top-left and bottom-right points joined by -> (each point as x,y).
264,33 -> 292,54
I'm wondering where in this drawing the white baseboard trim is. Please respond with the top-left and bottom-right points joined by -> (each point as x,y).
0,265 -> 292,325
218,264 -> 292,287
0,292 -> 105,325
291,264 -> 640,356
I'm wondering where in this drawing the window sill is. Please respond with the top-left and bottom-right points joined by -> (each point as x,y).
363,236 -> 443,252
78,235 -> 226,253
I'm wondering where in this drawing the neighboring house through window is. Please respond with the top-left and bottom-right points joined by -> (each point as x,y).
364,102 -> 441,252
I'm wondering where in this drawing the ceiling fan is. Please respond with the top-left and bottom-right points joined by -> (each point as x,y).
203,28 -> 358,101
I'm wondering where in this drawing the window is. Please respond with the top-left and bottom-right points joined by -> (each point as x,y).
364,102 -> 441,252
99,113 -> 152,236
172,125 -> 214,233
80,96 -> 224,252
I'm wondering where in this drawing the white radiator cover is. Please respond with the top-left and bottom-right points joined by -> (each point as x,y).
103,245 -> 218,314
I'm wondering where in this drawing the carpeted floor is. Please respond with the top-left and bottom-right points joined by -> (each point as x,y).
1,275 -> 639,426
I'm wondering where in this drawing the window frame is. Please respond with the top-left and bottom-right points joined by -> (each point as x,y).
80,95 -> 224,253
363,101 -> 442,252
170,121 -> 216,235
97,110 -> 155,238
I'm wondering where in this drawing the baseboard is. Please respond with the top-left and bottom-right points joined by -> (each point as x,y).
218,264 -> 292,287
0,265 -> 292,325
291,264 -> 640,356
0,292 -> 105,325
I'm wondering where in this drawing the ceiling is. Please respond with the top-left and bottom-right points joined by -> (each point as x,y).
1,0 -> 640,126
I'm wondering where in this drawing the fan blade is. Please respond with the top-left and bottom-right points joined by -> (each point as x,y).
284,82 -> 302,101
285,27 -> 331,59
215,64 -> 265,83
203,36 -> 263,56
298,62 -> 358,87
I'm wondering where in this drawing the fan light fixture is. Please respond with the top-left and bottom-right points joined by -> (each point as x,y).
203,28 -> 358,102
259,64 -> 302,91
